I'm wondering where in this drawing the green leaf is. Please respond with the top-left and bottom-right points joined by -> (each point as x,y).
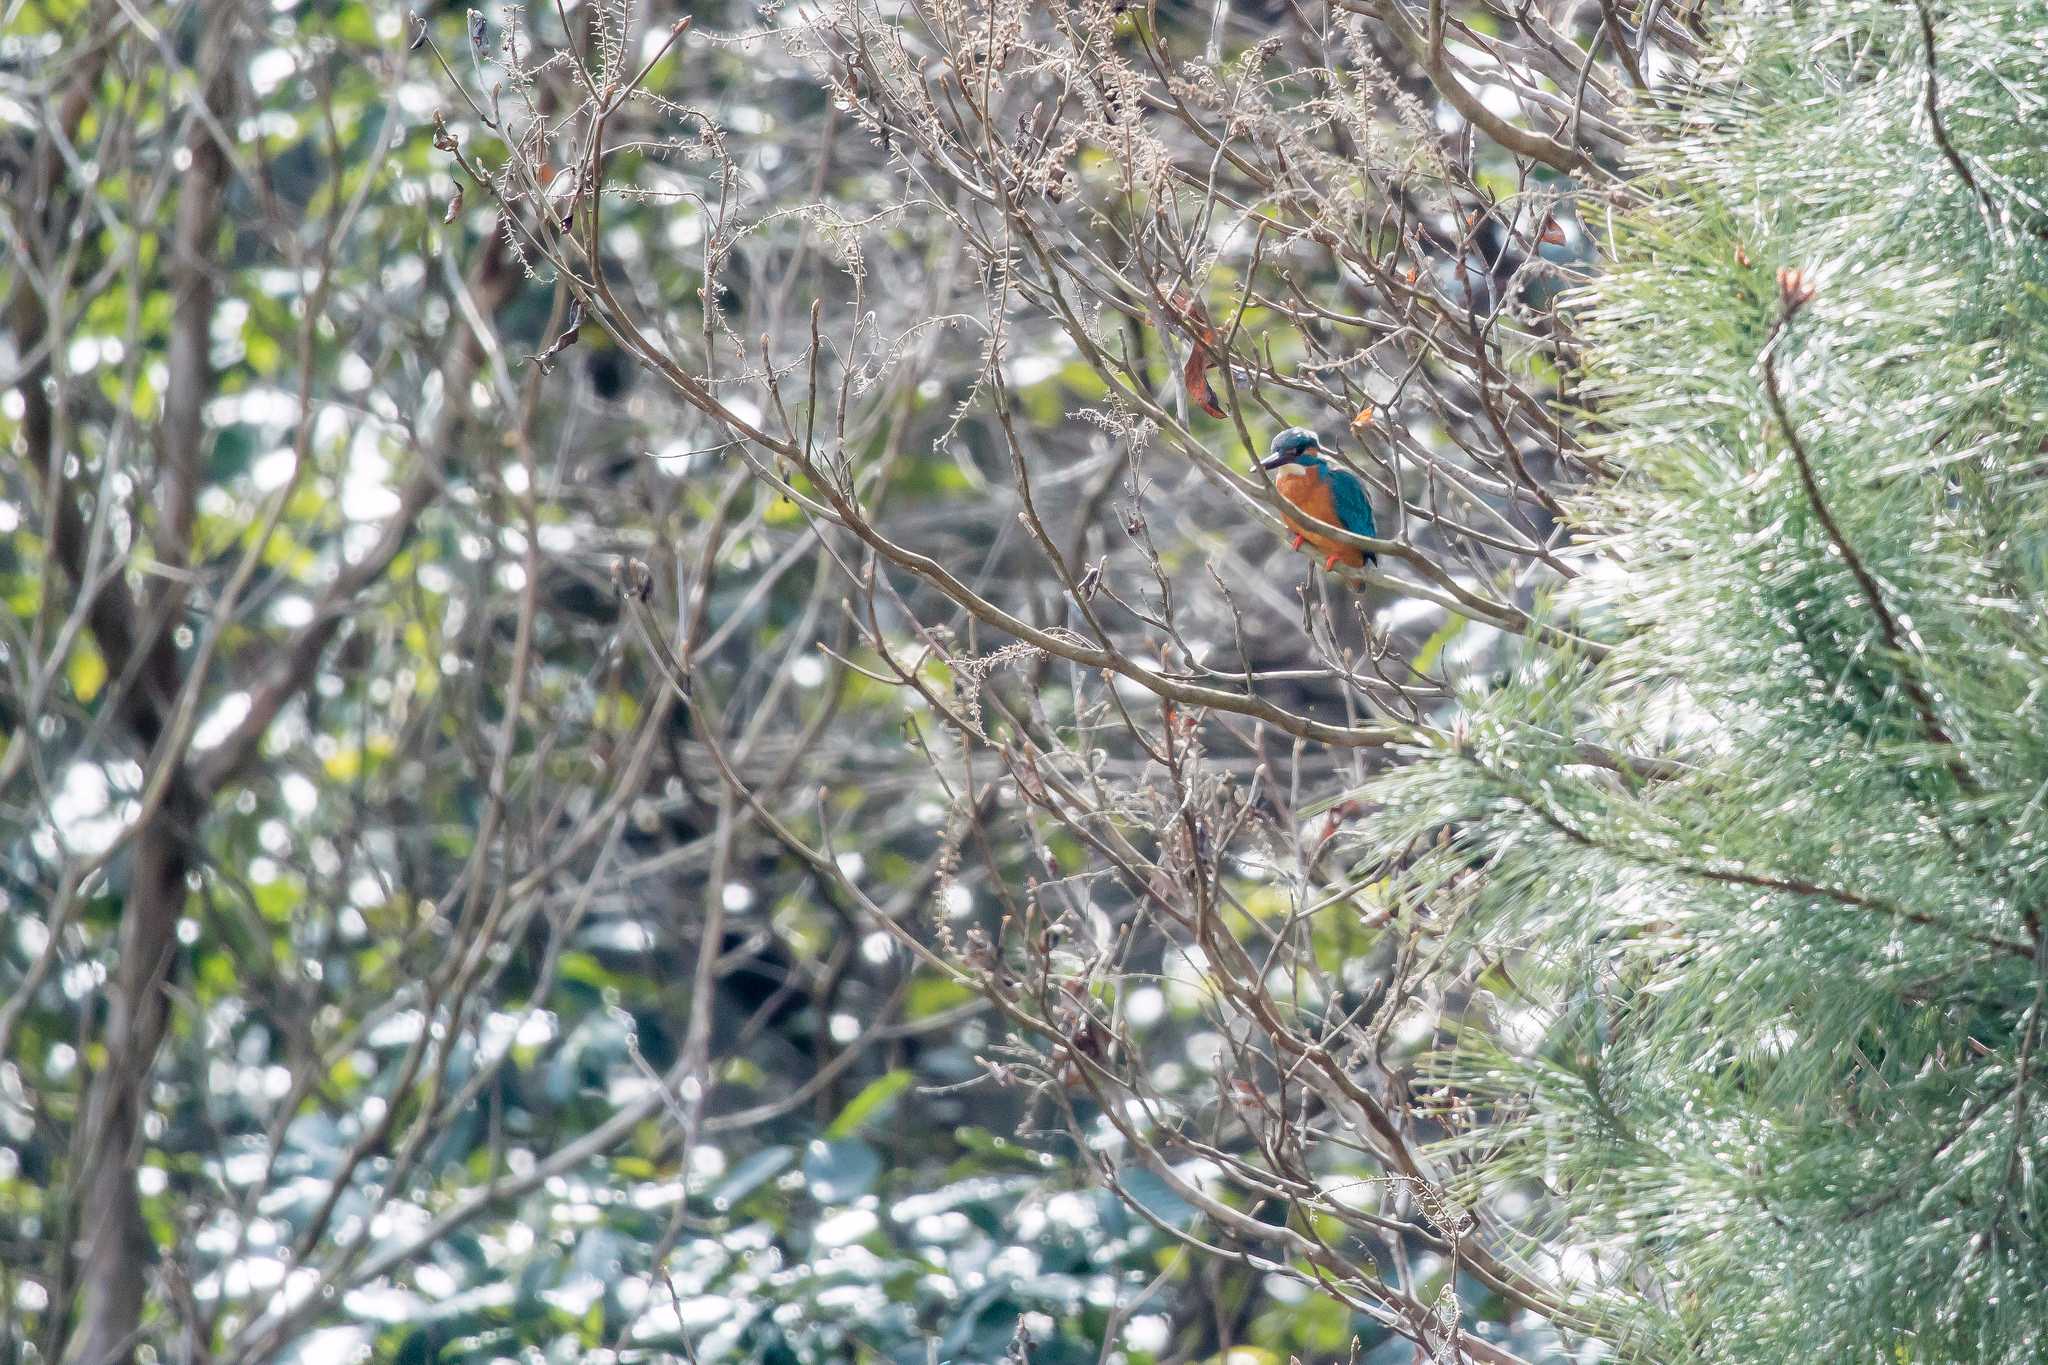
824,1069 -> 912,1139
801,1137 -> 880,1205
710,1143 -> 794,1212
1117,1165 -> 1197,1229
1408,611 -> 1463,676
904,972 -> 974,1019
67,641 -> 107,702
952,1126 -> 1058,1171
209,422 -> 258,480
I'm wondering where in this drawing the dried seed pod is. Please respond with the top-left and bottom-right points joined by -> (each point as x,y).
1075,557 -> 1103,602
611,555 -> 654,602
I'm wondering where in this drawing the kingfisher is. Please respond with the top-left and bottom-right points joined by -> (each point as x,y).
1261,427 -> 1377,571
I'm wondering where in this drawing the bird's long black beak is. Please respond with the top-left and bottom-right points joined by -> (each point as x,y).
1259,452 -> 1292,470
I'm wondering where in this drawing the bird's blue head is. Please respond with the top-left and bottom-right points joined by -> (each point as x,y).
1262,427 -> 1324,470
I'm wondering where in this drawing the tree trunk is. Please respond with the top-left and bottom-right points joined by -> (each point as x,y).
66,789 -> 197,1365
62,4 -> 235,1356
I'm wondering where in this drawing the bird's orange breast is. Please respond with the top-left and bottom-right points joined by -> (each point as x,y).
1274,467 -> 1365,567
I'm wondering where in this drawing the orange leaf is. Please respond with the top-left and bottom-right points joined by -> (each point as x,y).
1183,347 -> 1225,419
1168,288 -> 1226,419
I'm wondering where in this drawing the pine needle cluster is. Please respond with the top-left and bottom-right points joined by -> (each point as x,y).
1361,2 -> 2048,1359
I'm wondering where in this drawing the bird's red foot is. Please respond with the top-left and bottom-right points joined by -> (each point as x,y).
1323,553 -> 1342,571
1290,534 -> 1305,551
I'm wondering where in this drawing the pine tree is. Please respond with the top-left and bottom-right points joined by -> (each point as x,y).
1365,2 -> 2048,1359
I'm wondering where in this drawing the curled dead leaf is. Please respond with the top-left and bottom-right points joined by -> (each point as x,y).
1166,288 -> 1226,419
526,298 -> 585,374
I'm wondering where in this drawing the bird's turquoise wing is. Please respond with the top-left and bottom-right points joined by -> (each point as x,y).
1325,466 -> 1377,541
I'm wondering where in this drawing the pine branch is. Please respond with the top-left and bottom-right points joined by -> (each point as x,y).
1477,754 -> 2032,962
1911,0 -> 2001,237
1759,275 -> 1976,793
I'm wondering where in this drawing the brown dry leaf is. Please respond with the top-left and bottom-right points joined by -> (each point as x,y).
1166,288 -> 1227,420
527,298 -> 585,373
1181,348 -> 1225,419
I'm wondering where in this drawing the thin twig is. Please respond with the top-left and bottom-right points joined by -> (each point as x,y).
1760,285 -> 1973,790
